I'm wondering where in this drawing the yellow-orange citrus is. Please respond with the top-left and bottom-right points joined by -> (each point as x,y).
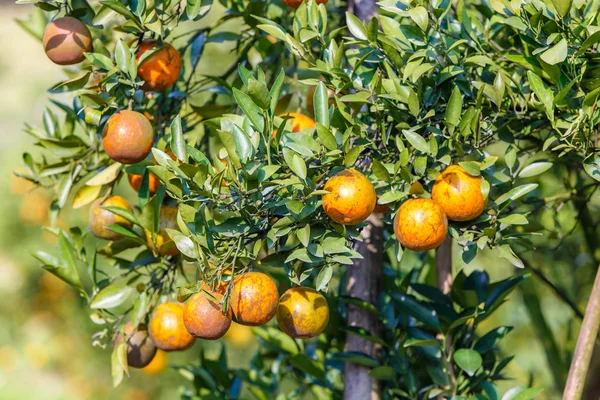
148,303 -> 195,351
432,165 -> 486,221
322,169 -> 376,225
283,112 -> 316,132
142,349 -> 167,375
183,291 -> 231,340
136,40 -> 182,92
102,110 -> 154,164
394,198 -> 448,251
88,196 -> 133,240
145,205 -> 180,256
276,287 -> 329,339
224,322 -> 254,347
43,17 -> 92,65
230,272 -> 279,326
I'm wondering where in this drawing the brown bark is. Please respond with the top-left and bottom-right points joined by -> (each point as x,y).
344,214 -> 383,400
564,263 -> 600,400
436,237 -> 453,295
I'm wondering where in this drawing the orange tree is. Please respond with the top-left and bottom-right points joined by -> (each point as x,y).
15,0 -> 600,398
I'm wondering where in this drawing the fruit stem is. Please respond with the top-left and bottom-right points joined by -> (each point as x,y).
563,263 -> 600,400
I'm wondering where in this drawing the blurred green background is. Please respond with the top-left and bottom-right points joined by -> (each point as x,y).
0,2 -> 583,399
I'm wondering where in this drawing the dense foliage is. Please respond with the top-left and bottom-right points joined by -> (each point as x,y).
14,0 -> 600,398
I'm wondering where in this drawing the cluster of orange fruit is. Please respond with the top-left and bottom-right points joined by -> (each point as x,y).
115,273 -> 329,370
321,165 -> 486,251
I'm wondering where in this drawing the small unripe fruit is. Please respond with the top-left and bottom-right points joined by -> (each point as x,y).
88,195 -> 133,241
149,302 -> 195,351
277,287 -> 329,339
230,272 -> 279,326
183,291 -> 231,340
102,110 -> 154,165
322,169 -> 376,225
394,198 -> 448,251
43,17 -> 92,65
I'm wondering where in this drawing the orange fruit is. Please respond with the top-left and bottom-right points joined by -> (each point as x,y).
136,40 -> 182,92
102,110 -> 154,164
142,349 -> 167,375
394,198 -> 448,251
148,303 -> 195,351
10,170 -> 35,195
283,112 -> 315,132
43,17 -> 92,65
114,322 -> 157,369
230,272 -> 279,326
432,165 -> 486,221
145,205 -> 179,256
322,169 -> 376,225
128,172 -> 161,194
223,322 -> 254,347
183,291 -> 231,340
373,197 -> 390,214
276,287 -> 329,339
282,0 -> 328,9
88,195 -> 133,240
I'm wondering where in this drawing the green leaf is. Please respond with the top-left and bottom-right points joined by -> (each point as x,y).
170,115 -> 188,163
518,162 -> 552,178
185,0 -> 213,19
344,146 -> 363,167
539,38 -> 567,65
445,86 -> 463,127
389,292 -> 441,330
289,354 -> 325,380
502,387 -> 544,400
316,123 -> 337,151
86,163 -> 122,186
333,351 -> 379,367
408,6 -> 428,31
114,39 -> 131,75
368,366 -> 396,380
346,12 -> 368,40
111,341 -> 128,387
453,349 -> 482,377
314,82 -> 330,128
315,265 -> 333,291
404,338 -> 441,347
372,159 -> 390,182
247,78 -> 270,110
550,0 -> 572,18
252,326 -> 299,354
402,130 -> 429,153
269,69 -> 285,114
495,184 -> 538,205
233,88 -> 265,132
527,71 -> 554,122
90,281 -> 134,309
584,154 -> 600,182
167,229 -> 198,258
497,244 -> 524,269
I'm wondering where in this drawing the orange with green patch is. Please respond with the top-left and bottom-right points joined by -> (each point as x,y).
102,110 -> 154,164
149,302 -> 195,351
88,195 -> 133,240
322,169 -> 377,225
145,206 -> 180,256
136,40 -> 182,92
432,165 -> 486,221
183,291 -> 231,340
229,272 -> 279,326
394,198 -> 448,251
276,287 -> 329,339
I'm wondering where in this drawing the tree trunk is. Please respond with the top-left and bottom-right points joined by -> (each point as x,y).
343,2 -> 381,400
563,263 -> 600,400
344,214 -> 384,400
436,237 -> 453,295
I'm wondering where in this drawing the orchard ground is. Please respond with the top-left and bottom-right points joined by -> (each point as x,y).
0,3 -> 585,400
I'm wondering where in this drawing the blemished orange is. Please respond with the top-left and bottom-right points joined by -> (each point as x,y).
394,198 -> 448,251
136,40 -> 182,92
88,196 -> 134,240
102,110 -> 154,164
43,17 -> 92,65
145,205 -> 180,256
142,349 -> 167,375
282,0 -> 328,9
183,291 -> 231,340
322,169 -> 376,225
230,272 -> 279,326
432,165 -> 486,221
276,287 -> 329,339
114,322 -> 157,368
149,303 -> 195,351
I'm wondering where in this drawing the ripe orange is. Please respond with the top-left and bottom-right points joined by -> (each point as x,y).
114,322 -> 157,368
128,172 -> 161,194
88,196 -> 133,240
142,349 -> 167,375
136,40 -> 182,92
432,165 -> 486,221
394,198 -> 448,251
283,112 -> 315,132
282,0 -> 328,9
276,287 -> 329,339
102,110 -> 154,164
322,169 -> 376,225
148,302 -> 195,351
183,291 -> 231,340
145,205 -> 179,256
229,272 -> 279,326
43,17 -> 92,65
